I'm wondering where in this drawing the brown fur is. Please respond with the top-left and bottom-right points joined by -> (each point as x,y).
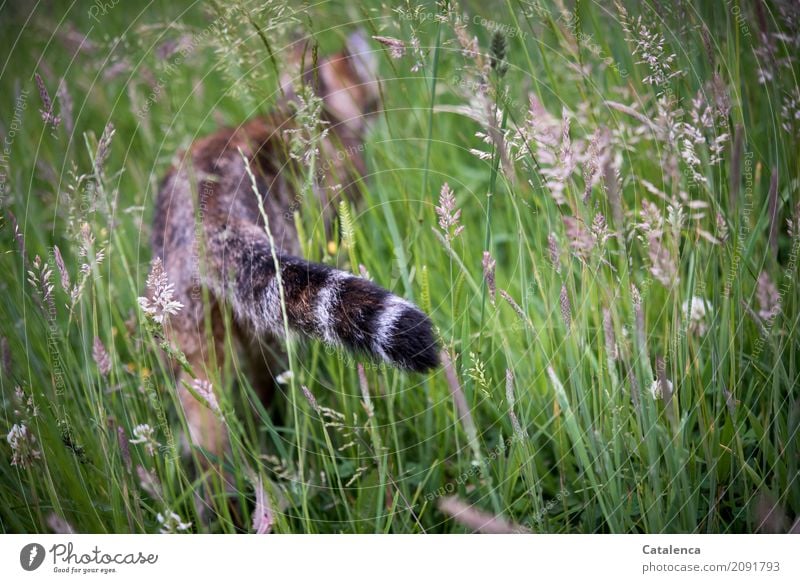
149,32 -> 437,468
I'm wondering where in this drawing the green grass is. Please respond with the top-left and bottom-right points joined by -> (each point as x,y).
1,0 -> 798,533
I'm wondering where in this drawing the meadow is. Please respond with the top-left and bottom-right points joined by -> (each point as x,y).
0,0 -> 798,533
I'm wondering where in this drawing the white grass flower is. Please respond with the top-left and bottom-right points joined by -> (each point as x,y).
129,423 -> 160,456
372,36 -> 405,59
94,122 -> 115,176
301,385 -> 320,414
92,336 -> 112,376
27,254 -> 54,313
517,97 -> 581,206
780,88 -> 800,138
6,423 -> 42,469
61,224 -> 105,311
505,369 -> 526,439
647,234 -> 679,287
469,147 -> 493,161
78,222 -> 106,275
190,378 -> 220,415
344,465 -> 368,487
650,379 -> 672,399
435,183 -> 464,243
649,378 -> 673,400
13,386 -> 40,418
453,21 -> 479,60
716,212 -> 730,243
138,257 -> 184,324
618,9 -> 681,93
682,296 -> 713,336
409,34 -> 424,72
709,133 -> 729,165
787,202 -> 800,240
47,513 -> 75,534
156,509 -> 191,533
583,128 -> 611,201
275,370 -> 294,385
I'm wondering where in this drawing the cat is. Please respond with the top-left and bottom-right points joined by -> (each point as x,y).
149,31 -> 439,460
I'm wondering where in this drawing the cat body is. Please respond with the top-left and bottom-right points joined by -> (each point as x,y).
150,32 -> 438,456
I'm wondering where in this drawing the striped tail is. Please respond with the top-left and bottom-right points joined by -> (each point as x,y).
205,223 -> 439,372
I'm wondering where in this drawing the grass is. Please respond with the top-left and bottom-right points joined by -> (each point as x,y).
0,0 -> 798,533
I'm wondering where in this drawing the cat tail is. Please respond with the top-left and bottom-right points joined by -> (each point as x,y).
204,222 -> 439,372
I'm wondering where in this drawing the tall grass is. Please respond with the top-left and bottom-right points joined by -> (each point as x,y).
1,0 -> 798,533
